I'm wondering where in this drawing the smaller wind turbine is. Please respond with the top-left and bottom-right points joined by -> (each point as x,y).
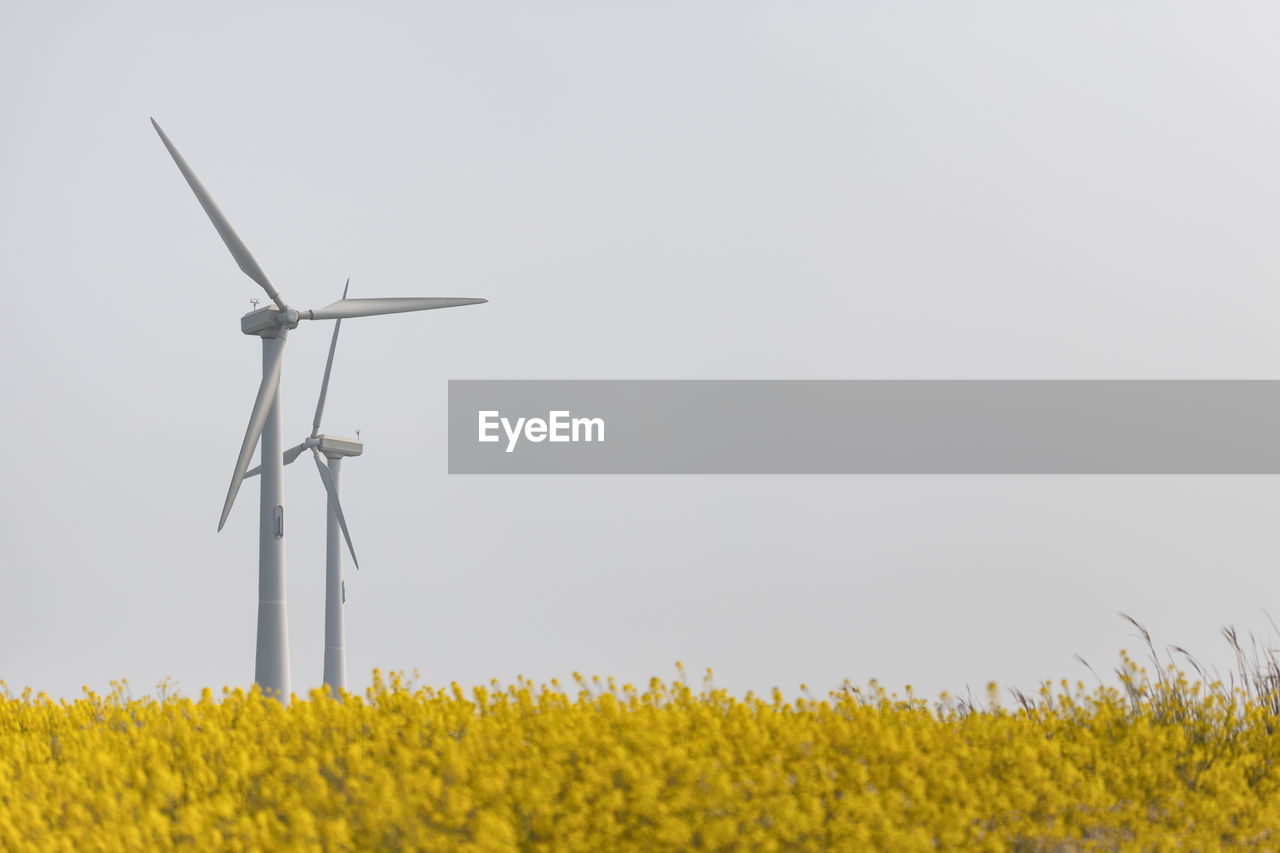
247,280 -> 361,695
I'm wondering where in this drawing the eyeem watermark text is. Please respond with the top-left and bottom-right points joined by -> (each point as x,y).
452,380 -> 1280,473
478,410 -> 605,453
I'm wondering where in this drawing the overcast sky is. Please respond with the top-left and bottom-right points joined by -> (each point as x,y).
4,2 -> 1280,701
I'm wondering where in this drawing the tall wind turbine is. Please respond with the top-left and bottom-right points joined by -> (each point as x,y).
152,118 -> 486,700
247,279 -> 362,695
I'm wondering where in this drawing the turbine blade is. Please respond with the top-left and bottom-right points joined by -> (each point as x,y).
218,332 -> 288,531
312,448 -> 359,569
244,464 -> 261,479
150,118 -> 288,312
305,297 -> 486,321
312,279 -> 349,438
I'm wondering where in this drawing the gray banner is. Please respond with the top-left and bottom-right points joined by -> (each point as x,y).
447,380 -> 1280,474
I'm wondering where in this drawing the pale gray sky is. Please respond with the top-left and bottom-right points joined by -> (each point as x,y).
4,1 -> 1280,700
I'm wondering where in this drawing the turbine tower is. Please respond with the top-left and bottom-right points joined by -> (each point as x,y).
152,118 -> 486,701
247,279 -> 362,695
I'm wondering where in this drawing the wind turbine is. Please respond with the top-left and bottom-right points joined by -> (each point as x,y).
246,279 -> 362,696
152,118 -> 486,701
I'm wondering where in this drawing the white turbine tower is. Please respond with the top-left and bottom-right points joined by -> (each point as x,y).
247,279 -> 362,696
152,118 -> 486,701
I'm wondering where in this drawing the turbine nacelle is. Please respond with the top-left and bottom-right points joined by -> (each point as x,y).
293,434 -> 364,457
241,305 -> 299,336
243,434 -> 362,479
314,435 -> 364,459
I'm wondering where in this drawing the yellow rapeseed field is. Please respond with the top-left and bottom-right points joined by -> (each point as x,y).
2,657 -> 1279,851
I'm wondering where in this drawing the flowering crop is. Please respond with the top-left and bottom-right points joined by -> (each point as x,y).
2,659 -> 1280,851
